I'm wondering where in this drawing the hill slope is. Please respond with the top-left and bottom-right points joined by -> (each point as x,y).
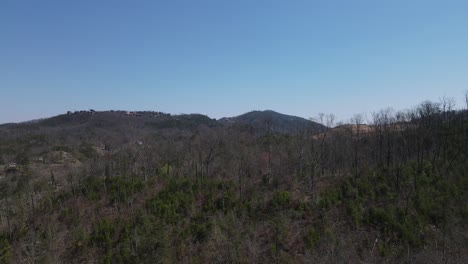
1,110 -> 324,138
220,110 -> 325,134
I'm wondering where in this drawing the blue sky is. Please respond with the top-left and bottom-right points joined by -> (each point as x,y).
1,0 -> 468,124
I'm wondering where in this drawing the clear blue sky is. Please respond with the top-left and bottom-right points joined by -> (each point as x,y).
1,0 -> 468,124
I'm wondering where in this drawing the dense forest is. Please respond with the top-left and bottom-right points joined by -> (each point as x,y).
0,95 -> 467,263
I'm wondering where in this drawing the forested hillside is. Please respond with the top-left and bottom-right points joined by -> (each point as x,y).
0,99 -> 467,263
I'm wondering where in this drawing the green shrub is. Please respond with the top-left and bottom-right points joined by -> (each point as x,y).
77,144 -> 97,159
0,236 -> 11,264
71,227 -> 88,255
271,191 -> 291,209
304,228 -> 321,249
236,200 -> 255,217
460,204 -> 468,218
367,207 -> 423,246
52,145 -> 72,152
106,176 -> 144,204
295,200 -> 312,212
378,241 -> 392,257
90,220 -> 115,263
188,214 -> 212,242
146,180 -> 194,223
318,188 -> 342,209
347,200 -> 364,227
81,176 -> 104,200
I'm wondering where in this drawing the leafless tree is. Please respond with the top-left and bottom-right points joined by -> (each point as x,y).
465,90 -> 468,110
350,113 -> 364,181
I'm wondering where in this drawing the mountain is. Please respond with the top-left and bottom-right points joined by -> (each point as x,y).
1,110 -> 325,136
0,110 -> 321,154
219,110 -> 325,134
0,111 -> 219,150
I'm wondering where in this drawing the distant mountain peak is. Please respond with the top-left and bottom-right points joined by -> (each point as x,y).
220,110 -> 325,134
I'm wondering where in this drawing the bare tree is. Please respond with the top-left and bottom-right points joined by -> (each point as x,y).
465,90 -> 468,110
304,113 -> 335,199
350,113 -> 364,181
